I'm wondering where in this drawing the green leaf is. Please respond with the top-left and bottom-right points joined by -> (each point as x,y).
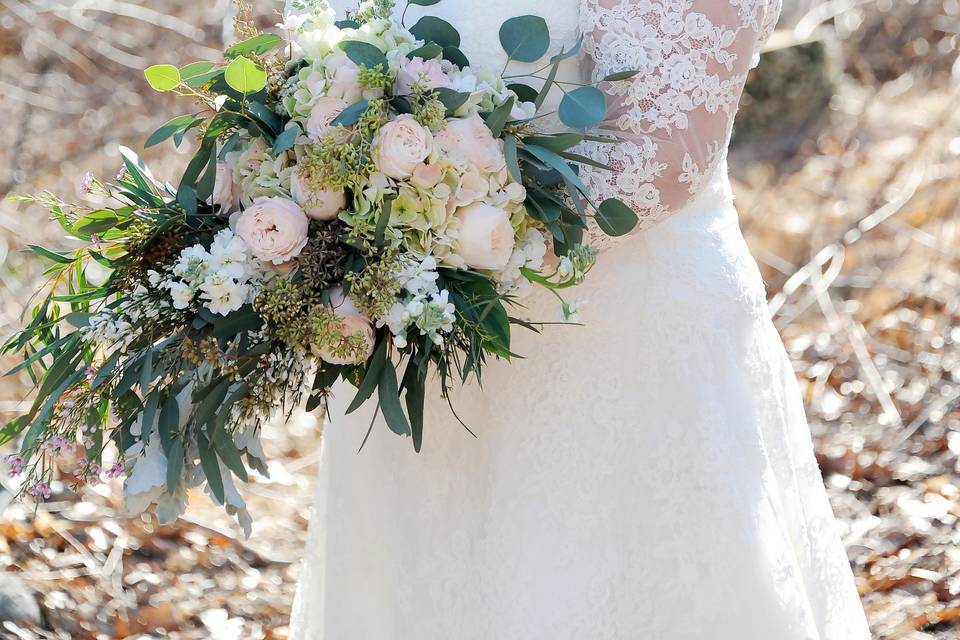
213,429 -> 248,483
550,34 -> 583,63
503,135 -> 522,183
89,350 -> 121,390
434,88 -> 470,116
535,57 -> 561,110
484,96 -> 514,137
499,15 -> 550,63
558,86 -> 607,129
145,114 -> 203,148
179,61 -> 215,80
73,209 -> 119,235
138,349 -> 153,394
408,42 -> 443,60
335,19 -> 360,29
198,435 -> 225,504
378,361 -> 411,436
210,306 -> 265,338
441,46 -> 469,69
225,33 -> 282,58
523,133 -> 583,152
408,0 -> 441,4
339,41 -> 387,70
410,16 -> 461,48
374,198 -> 392,248
507,82 -> 538,104
346,338 -> 388,414
602,69 -> 641,82
0,416 -> 29,447
404,363 -> 427,452
144,64 -> 181,92
159,394 -> 181,454
64,312 -> 92,328
27,245 -> 73,264
523,144 -> 586,193
224,56 -> 267,94
166,440 -> 184,494
140,392 -> 159,442
330,99 -> 369,126
595,198 -> 639,237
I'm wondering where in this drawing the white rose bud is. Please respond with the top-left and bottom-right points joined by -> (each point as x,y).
372,115 -> 434,180
455,202 -> 516,271
291,168 -> 346,221
235,197 -> 310,265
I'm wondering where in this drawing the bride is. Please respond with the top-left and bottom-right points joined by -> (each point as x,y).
291,1 -> 872,638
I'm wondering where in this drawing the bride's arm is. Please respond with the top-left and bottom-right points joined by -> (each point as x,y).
578,0 -> 781,230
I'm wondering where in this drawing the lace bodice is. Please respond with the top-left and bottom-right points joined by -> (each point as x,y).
579,0 -> 781,240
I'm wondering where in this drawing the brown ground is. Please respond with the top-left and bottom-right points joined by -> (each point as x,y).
0,2 -> 958,638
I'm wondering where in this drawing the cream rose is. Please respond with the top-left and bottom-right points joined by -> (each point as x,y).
372,115 -> 434,180
235,197 -> 310,265
212,161 -> 241,214
291,168 -> 346,221
436,113 -> 506,173
312,287 -> 376,365
306,96 -> 349,141
455,202 -> 516,271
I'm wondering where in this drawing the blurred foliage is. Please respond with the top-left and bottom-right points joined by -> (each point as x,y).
0,1 -> 958,638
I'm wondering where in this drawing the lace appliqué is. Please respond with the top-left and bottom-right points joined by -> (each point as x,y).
577,0 -> 782,250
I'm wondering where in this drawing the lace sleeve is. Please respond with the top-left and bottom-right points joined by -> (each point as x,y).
578,0 -> 781,233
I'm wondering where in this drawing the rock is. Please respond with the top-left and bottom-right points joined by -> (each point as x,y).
0,573 -> 43,628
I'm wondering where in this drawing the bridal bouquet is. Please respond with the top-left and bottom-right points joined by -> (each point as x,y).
2,0 -> 637,531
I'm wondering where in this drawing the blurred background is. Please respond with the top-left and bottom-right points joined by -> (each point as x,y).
0,0 -> 957,638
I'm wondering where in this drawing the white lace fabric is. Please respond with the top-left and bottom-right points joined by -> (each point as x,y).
579,0 -> 780,249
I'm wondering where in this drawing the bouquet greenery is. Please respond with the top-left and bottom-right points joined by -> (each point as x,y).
3,0 -> 637,532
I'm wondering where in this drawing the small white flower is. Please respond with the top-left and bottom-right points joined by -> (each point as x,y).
167,280 -> 195,310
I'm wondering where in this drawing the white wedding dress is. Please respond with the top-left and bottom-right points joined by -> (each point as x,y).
291,1 -> 872,638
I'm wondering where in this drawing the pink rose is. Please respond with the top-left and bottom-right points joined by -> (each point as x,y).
395,56 -> 450,96
291,168 -> 347,221
313,287 -> 376,365
324,51 -> 363,102
235,197 -> 310,265
372,115 -> 434,180
212,161 -> 240,214
455,202 -> 515,270
306,96 -> 349,141
436,113 -> 506,173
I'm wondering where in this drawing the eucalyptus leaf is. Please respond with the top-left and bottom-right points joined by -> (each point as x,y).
144,64 -> 180,92
346,338 -> 388,414
331,99 -> 369,126
499,15 -> 550,63
503,135 -> 522,183
198,435 -> 225,504
558,86 -> 607,129
340,41 -> 388,70
410,16 -> 460,48
272,125 -> 300,156
224,56 -> 267,94
484,96 -> 514,138
145,114 -> 203,148
595,198 -> 639,237
407,0 -> 441,4
441,46 -> 469,69
602,69 -> 641,82
225,33 -> 282,58
507,82 -> 538,104
378,362 -> 411,436
408,42 -> 443,60
166,440 -> 184,494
